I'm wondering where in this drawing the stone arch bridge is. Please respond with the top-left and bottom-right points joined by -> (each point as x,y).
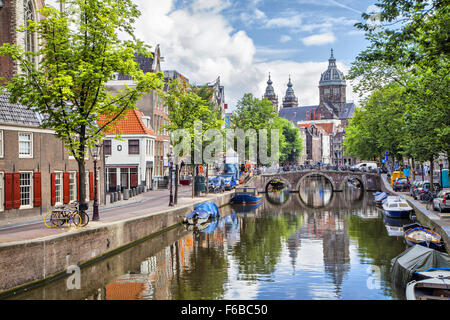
248,170 -> 381,193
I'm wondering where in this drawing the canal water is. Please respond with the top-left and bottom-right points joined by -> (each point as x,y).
12,176 -> 411,300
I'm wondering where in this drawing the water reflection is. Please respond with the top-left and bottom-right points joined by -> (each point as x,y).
10,185 -> 411,300
299,175 -> 333,208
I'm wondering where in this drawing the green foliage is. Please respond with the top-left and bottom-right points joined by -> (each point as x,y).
277,117 -> 303,164
0,0 -> 164,206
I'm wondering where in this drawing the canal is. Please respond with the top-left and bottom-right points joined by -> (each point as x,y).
11,176 -> 411,300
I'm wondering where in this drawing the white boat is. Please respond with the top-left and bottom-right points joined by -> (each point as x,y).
382,196 -> 414,219
406,277 -> 450,300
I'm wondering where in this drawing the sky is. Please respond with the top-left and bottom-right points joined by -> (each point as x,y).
47,0 -> 379,109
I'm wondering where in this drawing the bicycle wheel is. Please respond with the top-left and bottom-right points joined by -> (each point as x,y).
79,211 -> 89,227
44,212 -> 60,229
70,213 -> 82,227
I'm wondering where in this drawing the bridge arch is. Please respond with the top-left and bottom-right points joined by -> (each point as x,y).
295,172 -> 336,193
339,175 -> 365,192
264,176 -> 292,193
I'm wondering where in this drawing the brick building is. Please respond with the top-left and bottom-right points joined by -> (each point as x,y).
0,92 -> 103,223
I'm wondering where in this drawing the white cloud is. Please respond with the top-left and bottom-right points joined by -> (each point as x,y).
302,32 -> 336,46
265,15 -> 303,28
280,35 -> 292,43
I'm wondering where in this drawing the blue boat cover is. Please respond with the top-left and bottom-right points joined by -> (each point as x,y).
373,192 -> 383,196
194,201 -> 220,219
202,219 -> 220,234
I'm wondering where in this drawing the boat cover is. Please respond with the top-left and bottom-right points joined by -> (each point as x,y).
194,201 -> 220,219
391,245 -> 450,287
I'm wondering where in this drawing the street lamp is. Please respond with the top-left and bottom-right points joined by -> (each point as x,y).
169,151 -> 174,207
90,143 -> 101,221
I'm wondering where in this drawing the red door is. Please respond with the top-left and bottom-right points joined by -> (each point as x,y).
13,172 -> 20,209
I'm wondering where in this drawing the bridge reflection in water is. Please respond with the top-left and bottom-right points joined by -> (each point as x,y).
10,177 -> 409,300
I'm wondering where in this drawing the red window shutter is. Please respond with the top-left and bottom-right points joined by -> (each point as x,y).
89,172 -> 94,200
63,172 -> 70,204
51,173 -> 56,206
4,173 -> 13,210
13,172 -> 20,209
77,172 -> 79,201
34,172 -> 42,207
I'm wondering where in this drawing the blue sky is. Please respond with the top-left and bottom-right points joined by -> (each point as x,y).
48,0 -> 378,108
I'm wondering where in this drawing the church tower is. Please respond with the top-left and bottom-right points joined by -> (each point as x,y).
0,0 -> 45,83
263,73 -> 279,111
282,76 -> 299,108
319,49 -> 347,116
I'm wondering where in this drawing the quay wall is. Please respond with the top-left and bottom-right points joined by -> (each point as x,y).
0,192 -> 233,297
381,177 -> 450,253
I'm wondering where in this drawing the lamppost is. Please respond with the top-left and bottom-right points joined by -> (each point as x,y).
90,143 -> 101,221
169,151 -> 174,207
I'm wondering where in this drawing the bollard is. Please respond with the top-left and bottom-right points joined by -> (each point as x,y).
117,192 -> 121,201
123,189 -> 129,200
109,193 -> 114,204
114,192 -> 119,202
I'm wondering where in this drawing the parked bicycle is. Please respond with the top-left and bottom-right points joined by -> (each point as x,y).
420,190 -> 437,210
44,202 -> 89,229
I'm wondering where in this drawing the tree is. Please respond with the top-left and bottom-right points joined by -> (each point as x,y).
231,94 -> 285,165
0,0 -> 164,211
277,117 -> 303,164
163,80 -> 224,197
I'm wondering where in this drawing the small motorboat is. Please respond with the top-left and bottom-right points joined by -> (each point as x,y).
382,196 -> 414,218
403,223 -> 445,251
231,202 -> 262,214
406,277 -> 450,300
268,179 -> 286,191
230,187 -> 262,204
184,201 -> 220,225
374,192 -> 388,205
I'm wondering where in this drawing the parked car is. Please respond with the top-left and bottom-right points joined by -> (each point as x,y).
221,174 -> 236,190
351,162 -> 378,172
393,177 -> 410,192
414,182 -> 441,200
432,190 -> 450,213
409,180 -> 422,197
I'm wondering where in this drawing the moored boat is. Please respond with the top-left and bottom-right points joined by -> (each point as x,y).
184,201 -> 220,225
374,192 -> 388,205
406,277 -> 450,300
382,196 -> 414,218
230,187 -> 262,204
403,223 -> 445,251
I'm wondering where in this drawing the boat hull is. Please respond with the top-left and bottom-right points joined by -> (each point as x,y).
230,195 -> 262,204
404,227 -> 444,251
383,209 -> 413,219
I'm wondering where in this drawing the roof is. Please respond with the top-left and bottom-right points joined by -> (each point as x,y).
339,103 -> 356,119
279,105 -> 318,122
99,108 -> 156,136
315,123 -> 334,134
117,53 -> 155,80
0,91 -> 41,127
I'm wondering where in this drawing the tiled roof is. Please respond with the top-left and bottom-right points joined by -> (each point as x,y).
0,91 -> 41,127
315,123 -> 334,134
99,108 -> 156,136
339,103 -> 356,119
279,105 -> 319,122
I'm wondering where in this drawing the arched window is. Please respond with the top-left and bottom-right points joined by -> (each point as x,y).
23,0 -> 36,63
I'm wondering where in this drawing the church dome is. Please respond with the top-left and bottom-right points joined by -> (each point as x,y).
319,49 -> 346,87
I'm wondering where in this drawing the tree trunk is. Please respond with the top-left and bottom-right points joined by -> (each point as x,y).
430,157 -> 434,192
411,158 -> 416,181
421,163 -> 424,182
174,164 -> 178,205
205,163 -> 209,195
77,159 -> 87,211
192,164 -> 195,199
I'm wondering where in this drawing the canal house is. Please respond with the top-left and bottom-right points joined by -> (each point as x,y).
100,109 -> 156,193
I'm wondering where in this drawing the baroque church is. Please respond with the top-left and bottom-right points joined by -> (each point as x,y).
264,50 -> 356,166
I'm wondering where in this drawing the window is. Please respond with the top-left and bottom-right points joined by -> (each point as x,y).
18,132 -> 33,158
324,88 -> 330,95
24,0 -> 36,65
0,172 -> 3,212
129,139 -> 140,155
104,140 -> 112,156
146,139 -> 153,157
0,130 -> 3,158
334,88 -> 340,95
69,172 -> 77,203
55,172 -> 63,205
20,172 -> 33,209
85,171 -> 90,202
